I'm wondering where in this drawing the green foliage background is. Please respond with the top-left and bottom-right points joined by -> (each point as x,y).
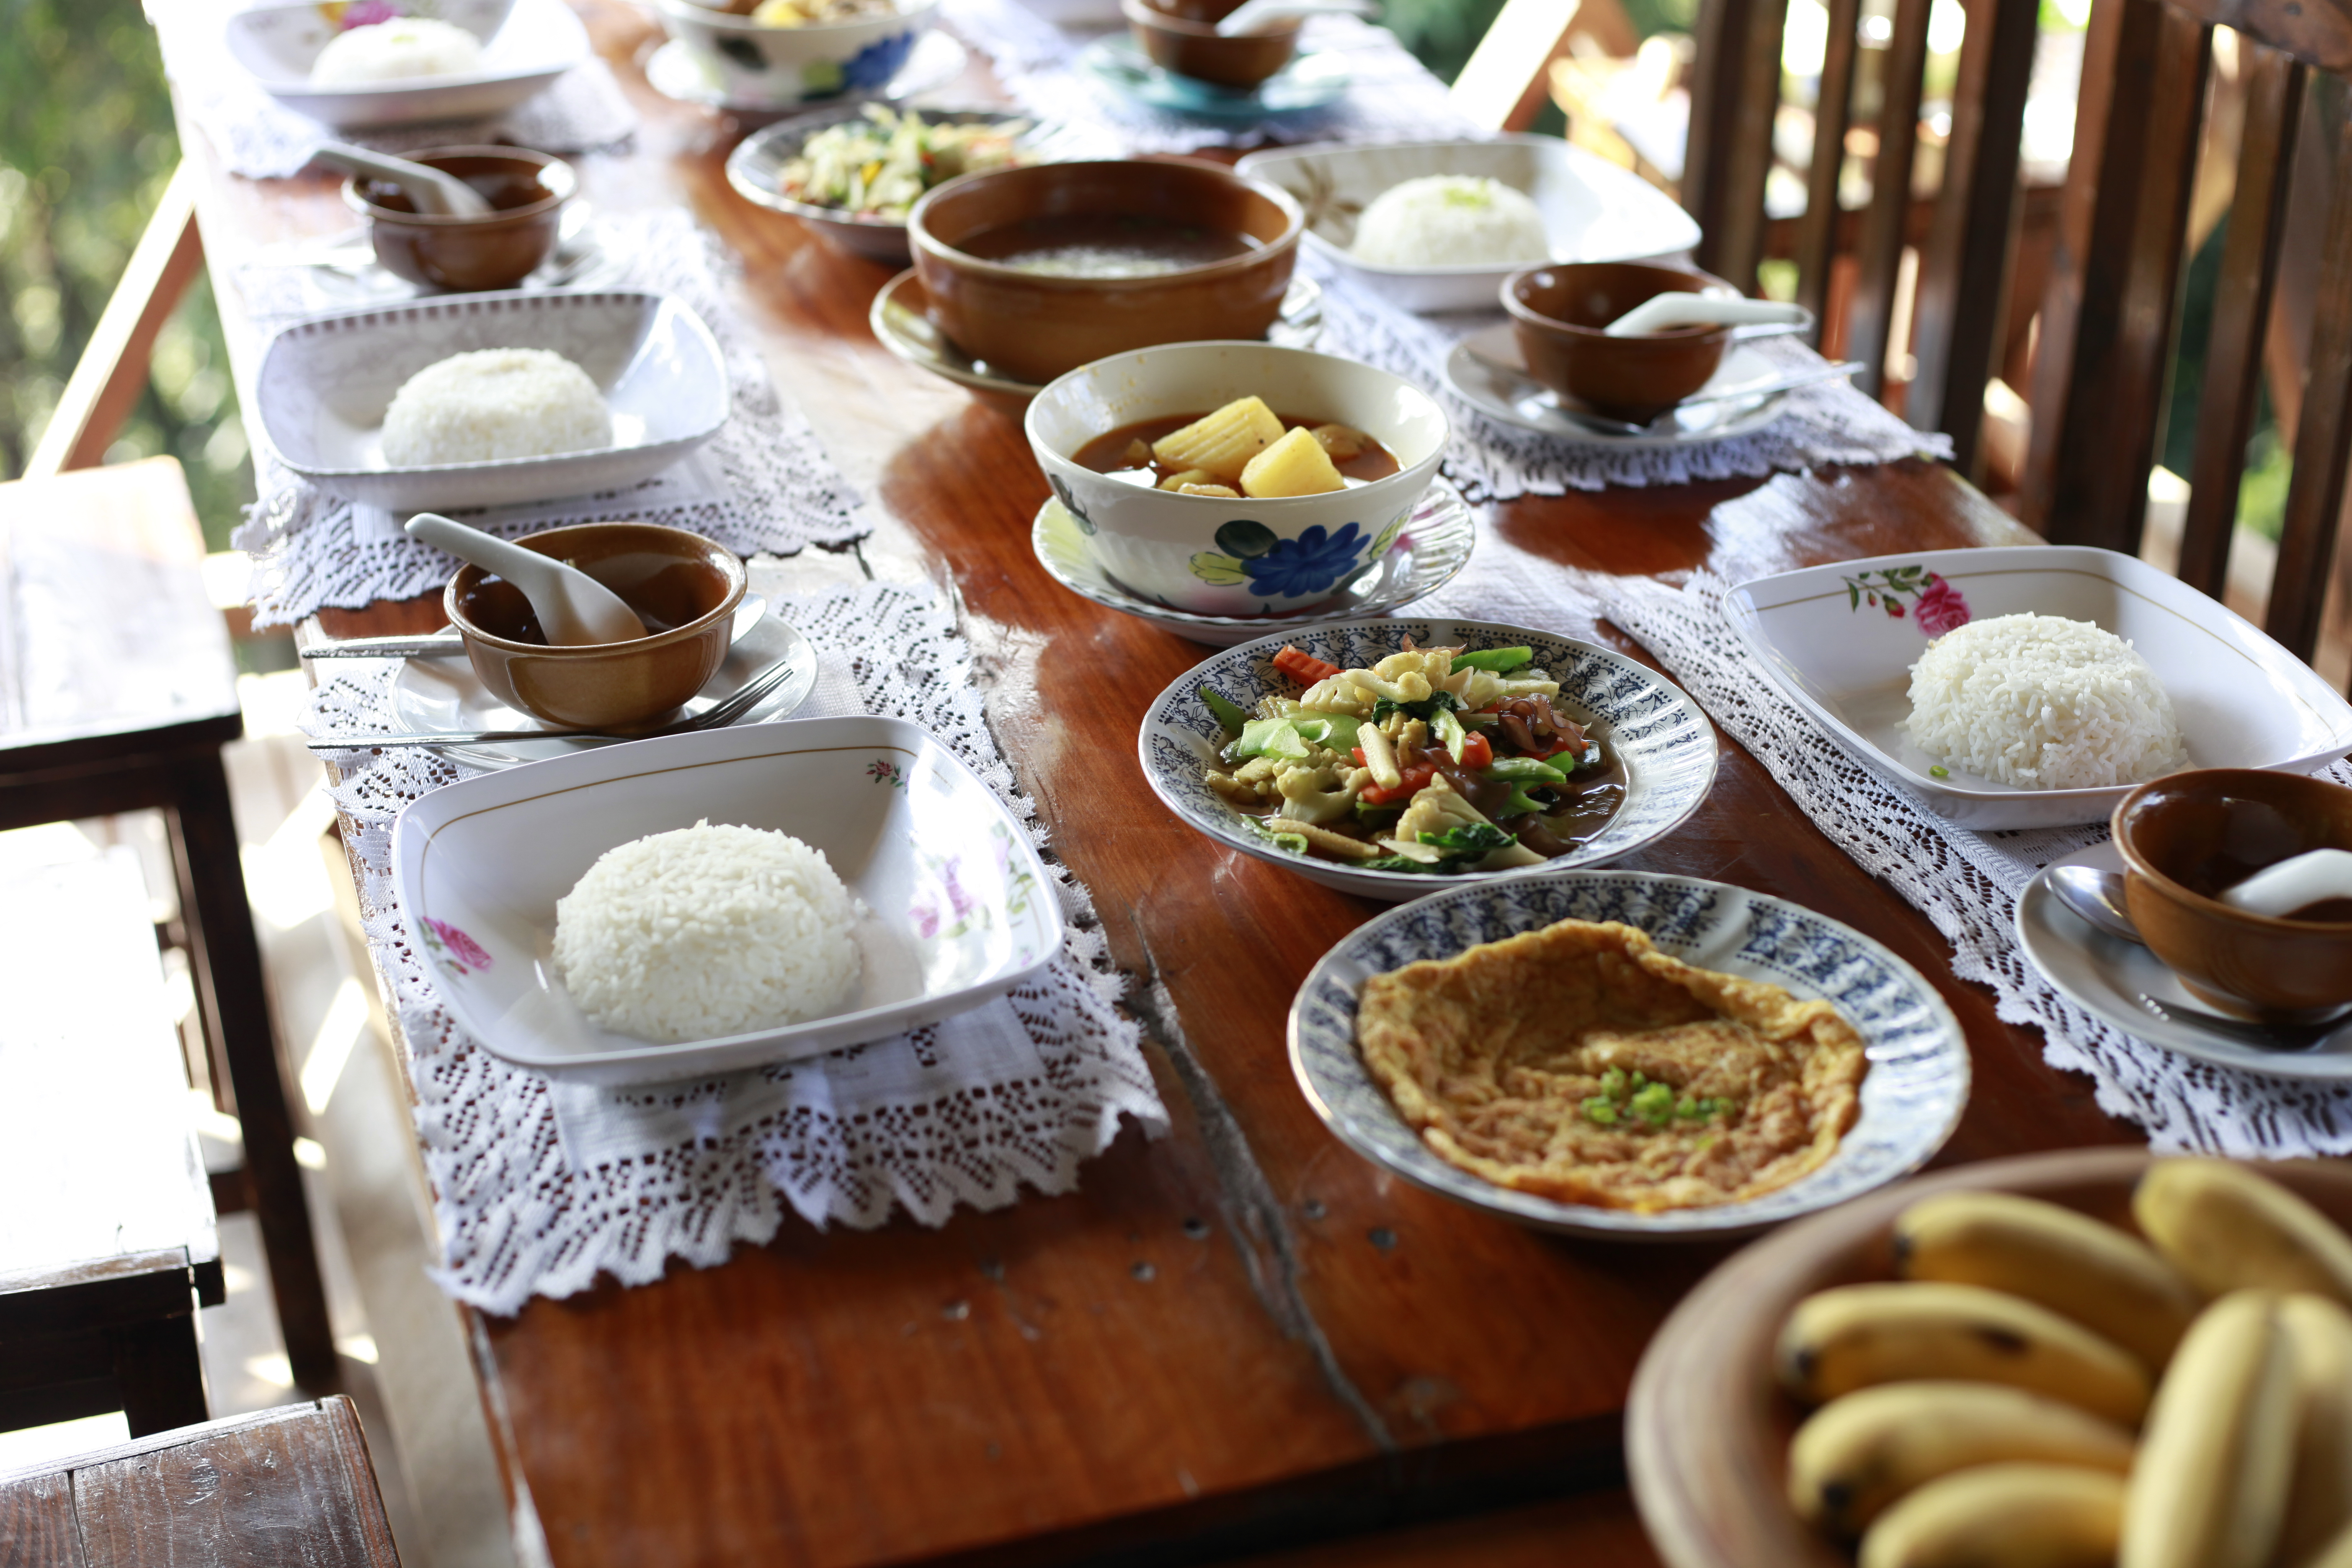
2,0 -> 254,550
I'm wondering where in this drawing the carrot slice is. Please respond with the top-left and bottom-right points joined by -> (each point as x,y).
1272,646 -> 1343,684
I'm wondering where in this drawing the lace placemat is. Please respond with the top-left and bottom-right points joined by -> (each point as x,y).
155,0 -> 639,181
229,209 -> 872,628
941,0 -> 1480,155
305,578 -> 1168,1315
1431,565 -> 2352,1155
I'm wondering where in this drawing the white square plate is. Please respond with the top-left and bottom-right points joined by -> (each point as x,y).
255,288 -> 730,511
1724,546 -> 2352,830
226,0 -> 587,129
1235,137 -> 1703,314
391,716 -> 1065,1083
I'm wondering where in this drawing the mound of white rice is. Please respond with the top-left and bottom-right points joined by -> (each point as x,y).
312,18 -> 484,84
553,821 -> 862,1044
380,349 -> 612,467
1351,175 -> 1549,268
1902,612 -> 2189,789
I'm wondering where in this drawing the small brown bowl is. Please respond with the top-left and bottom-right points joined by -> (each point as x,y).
2111,768 -> 2352,1022
1503,261 -> 1733,424
1122,0 -> 1301,88
908,158 -> 1302,386
343,146 -> 576,293
445,523 -> 747,732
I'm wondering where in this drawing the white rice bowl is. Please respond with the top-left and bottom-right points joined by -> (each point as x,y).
311,18 -> 485,83
380,348 -> 612,467
1902,612 -> 2189,789
1351,175 -> 1550,268
552,821 -> 862,1044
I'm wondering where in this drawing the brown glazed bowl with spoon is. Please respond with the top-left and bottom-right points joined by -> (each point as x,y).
446,522 -> 746,731
1503,261 -> 1733,424
345,146 -> 575,292
1122,0 -> 1301,88
2111,767 -> 2352,1021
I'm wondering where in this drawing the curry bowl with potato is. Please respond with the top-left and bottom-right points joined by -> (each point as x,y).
1025,341 -> 1449,617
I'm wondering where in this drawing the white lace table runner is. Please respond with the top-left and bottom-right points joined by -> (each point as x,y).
155,0 -> 640,181
305,578 -> 1168,1315
1465,568 -> 2352,1155
230,209 -> 872,628
941,0 -> 1480,155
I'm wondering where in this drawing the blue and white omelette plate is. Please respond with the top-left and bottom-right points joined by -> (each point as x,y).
1137,619 -> 1718,901
1287,870 -> 1970,1239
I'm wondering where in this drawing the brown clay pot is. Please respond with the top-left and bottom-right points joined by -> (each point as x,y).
446,522 -> 746,732
2112,767 -> 2352,1021
1502,261 -> 1733,424
908,159 -> 1302,386
1121,0 -> 1300,88
345,146 -> 575,293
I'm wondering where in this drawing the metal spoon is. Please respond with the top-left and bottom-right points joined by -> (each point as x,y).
2135,994 -> 2352,1052
1463,348 -> 1864,435
404,515 -> 647,647
311,142 -> 493,217
302,593 -> 767,661
2048,864 -> 2142,944
303,650 -> 801,752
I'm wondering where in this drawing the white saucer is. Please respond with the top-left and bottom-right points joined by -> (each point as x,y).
264,210 -> 625,309
1030,477 -> 1475,646
387,611 -> 818,770
2014,841 -> 2352,1079
645,31 -> 966,114
1444,325 -> 1790,446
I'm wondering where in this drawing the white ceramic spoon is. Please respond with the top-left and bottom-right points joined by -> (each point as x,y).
312,142 -> 493,217
1605,291 -> 1810,338
1215,0 -> 1374,35
2220,848 -> 2352,919
405,514 -> 647,646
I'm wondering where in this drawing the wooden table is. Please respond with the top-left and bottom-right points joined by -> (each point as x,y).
175,7 -> 2143,1563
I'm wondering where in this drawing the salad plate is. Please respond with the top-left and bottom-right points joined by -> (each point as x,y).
2016,841 -> 2352,1079
226,0 -> 583,130
1288,869 -> 1969,1238
1137,619 -> 1718,902
1444,325 -> 1789,446
644,30 -> 966,116
1077,36 -> 1349,120
1032,478 -> 1476,646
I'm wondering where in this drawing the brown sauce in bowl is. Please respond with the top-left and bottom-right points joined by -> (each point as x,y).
456,552 -> 731,647
953,212 -> 1258,277
361,164 -> 554,217
1076,411 -> 1400,487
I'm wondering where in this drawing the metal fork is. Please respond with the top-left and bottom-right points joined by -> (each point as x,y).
303,656 -> 799,753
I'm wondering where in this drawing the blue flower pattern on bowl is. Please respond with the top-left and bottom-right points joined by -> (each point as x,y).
1239,522 -> 1367,599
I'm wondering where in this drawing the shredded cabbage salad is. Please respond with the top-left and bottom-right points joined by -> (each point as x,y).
780,106 -> 1032,220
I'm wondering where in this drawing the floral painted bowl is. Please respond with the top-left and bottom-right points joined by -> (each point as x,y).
1026,342 -> 1448,616
390,714 -> 1063,1084
651,0 -> 936,110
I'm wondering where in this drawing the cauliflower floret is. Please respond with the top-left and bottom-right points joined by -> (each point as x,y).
1298,673 -> 1376,715
1382,775 -> 1545,868
1275,761 -> 1366,825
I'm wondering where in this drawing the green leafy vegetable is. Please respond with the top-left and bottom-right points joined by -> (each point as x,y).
1631,1082 -> 1676,1125
1370,691 -> 1463,725
1483,756 -> 1569,786
1418,823 -> 1516,854
1581,1097 -> 1620,1125
1433,703 -> 1467,763
1930,765 -> 1950,778
1199,686 -> 1250,739
1222,718 -> 1311,764
1452,647 -> 1534,673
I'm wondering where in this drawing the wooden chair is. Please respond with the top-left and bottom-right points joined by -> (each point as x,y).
0,1396 -> 402,1565
2020,0 -> 2352,672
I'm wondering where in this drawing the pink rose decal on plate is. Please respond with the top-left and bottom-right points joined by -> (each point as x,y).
1912,575 -> 1970,637
422,916 -> 493,975
1841,565 -> 1970,637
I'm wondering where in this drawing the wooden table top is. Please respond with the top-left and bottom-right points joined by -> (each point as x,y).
175,7 -> 2143,1563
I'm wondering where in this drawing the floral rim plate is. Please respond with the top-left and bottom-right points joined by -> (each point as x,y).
644,31 -> 966,114
1076,35 -> 1349,120
870,269 -> 1324,406
1136,619 -> 1719,902
392,713 -> 1065,1084
1444,325 -> 1789,447
1288,869 -> 1970,1238
1032,478 -> 1476,646
2016,841 -> 2352,1080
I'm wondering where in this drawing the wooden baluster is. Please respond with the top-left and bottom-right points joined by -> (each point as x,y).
2267,97 -> 2352,663
2180,44 -> 2305,598
1846,0 -> 1932,399
1687,0 -> 1792,291
1906,0 -> 2041,475
1795,0 -> 1862,344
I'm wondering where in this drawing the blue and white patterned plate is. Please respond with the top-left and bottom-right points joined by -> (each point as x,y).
1287,871 -> 1970,1238
1136,619 -> 1718,900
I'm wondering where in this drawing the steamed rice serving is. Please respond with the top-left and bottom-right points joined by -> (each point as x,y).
311,18 -> 484,84
1902,612 -> 2188,789
553,821 -> 861,1044
1351,175 -> 1549,268
380,349 -> 611,467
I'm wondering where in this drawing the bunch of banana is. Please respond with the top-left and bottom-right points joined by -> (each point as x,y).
1776,1161 -> 2352,1568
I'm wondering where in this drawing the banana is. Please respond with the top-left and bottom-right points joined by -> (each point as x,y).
1857,1462 -> 2126,1568
2134,1158 -> 2352,1303
1893,1189 -> 2198,1368
1777,1282 -> 2152,1426
2279,1293 -> 2352,1567
2120,1289 -> 2299,1568
1787,1381 -> 2135,1536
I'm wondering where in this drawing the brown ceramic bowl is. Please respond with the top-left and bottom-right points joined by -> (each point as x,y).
343,147 -> 575,293
908,158 -> 1303,385
1627,1148 -> 2352,1568
2110,767 -> 2352,1021
1121,0 -> 1301,88
1503,261 -> 1733,424
444,523 -> 746,732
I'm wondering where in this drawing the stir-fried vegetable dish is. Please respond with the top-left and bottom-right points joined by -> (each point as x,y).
780,107 -> 1031,221
1201,640 -> 1626,873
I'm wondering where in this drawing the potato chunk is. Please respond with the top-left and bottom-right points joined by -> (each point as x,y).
1176,482 -> 1241,498
1159,468 -> 1217,491
1240,426 -> 1347,498
1152,396 -> 1286,483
